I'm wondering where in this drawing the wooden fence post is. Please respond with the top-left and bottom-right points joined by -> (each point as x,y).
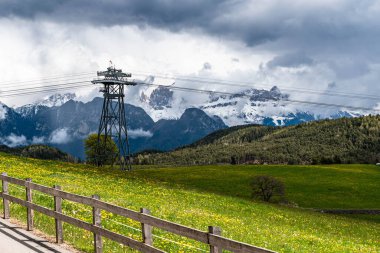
54,185 -> 63,243
140,208 -> 153,246
92,195 -> 102,253
1,172 -> 10,219
25,178 -> 34,231
209,226 -> 222,253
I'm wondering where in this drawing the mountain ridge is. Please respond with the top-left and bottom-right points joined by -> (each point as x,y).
1,97 -> 226,159
136,85 -> 363,126
1,84 -> 373,160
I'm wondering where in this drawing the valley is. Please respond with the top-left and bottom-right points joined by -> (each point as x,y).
1,2 -> 380,252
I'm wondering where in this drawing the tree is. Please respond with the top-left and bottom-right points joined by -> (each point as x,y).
251,175 -> 285,202
21,144 -> 77,163
84,134 -> 118,166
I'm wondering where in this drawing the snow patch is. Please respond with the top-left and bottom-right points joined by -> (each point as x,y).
271,116 -> 288,126
39,93 -> 76,107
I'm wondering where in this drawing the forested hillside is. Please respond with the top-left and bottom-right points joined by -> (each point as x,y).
0,144 -> 77,162
134,115 -> 380,165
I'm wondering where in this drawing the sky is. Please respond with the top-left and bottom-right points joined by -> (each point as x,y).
0,0 -> 379,112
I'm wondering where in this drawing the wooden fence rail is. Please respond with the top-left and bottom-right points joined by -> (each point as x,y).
0,172 -> 275,253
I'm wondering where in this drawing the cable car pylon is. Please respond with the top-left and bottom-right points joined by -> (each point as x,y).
91,63 -> 137,170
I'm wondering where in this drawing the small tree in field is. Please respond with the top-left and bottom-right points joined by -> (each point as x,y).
251,175 -> 285,202
84,134 -> 118,166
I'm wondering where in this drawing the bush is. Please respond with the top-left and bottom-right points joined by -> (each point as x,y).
230,155 -> 237,165
84,134 -> 118,166
21,145 -> 76,162
251,175 -> 285,202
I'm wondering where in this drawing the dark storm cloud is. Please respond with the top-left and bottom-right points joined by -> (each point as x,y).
1,0 -> 380,80
267,52 -> 314,69
0,0 -> 335,46
0,0 -> 62,19
328,58 -> 370,79
1,0 -> 379,50
0,0 -> 225,30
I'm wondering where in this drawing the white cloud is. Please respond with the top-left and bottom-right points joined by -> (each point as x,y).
0,17 -> 262,107
128,129 -> 153,139
49,128 -> 71,144
1,134 -> 27,147
32,136 -> 46,144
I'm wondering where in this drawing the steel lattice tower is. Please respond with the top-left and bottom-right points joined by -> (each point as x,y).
92,65 -> 136,170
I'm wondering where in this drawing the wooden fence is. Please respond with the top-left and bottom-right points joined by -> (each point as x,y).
0,173 -> 275,253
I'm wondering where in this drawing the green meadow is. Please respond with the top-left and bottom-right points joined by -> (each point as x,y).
0,153 -> 379,252
130,164 -> 380,210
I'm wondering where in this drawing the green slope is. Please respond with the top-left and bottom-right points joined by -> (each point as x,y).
136,115 -> 380,165
130,164 -> 380,210
0,153 -> 379,252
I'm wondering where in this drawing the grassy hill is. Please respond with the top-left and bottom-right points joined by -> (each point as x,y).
130,164 -> 380,210
135,115 -> 380,165
0,153 -> 379,252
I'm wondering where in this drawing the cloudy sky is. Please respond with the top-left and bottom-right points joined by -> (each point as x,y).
0,0 -> 379,112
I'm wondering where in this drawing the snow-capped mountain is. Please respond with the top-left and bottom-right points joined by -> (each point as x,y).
139,86 -> 187,121
135,84 -> 370,126
38,93 -> 77,107
137,85 -> 324,126
2,97 -> 226,158
16,93 -> 77,117
1,84 -> 369,159
145,86 -> 174,109
201,86 -> 293,126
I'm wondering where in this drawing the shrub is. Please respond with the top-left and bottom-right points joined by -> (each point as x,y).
251,175 -> 285,202
84,134 -> 118,166
230,155 -> 237,165
21,145 -> 76,162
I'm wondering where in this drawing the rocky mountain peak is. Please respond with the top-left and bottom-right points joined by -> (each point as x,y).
140,91 -> 149,103
39,93 -> 77,107
270,85 -> 281,95
208,86 -> 286,104
148,86 -> 173,110
180,108 -> 227,130
0,103 -> 8,120
15,93 -> 76,117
